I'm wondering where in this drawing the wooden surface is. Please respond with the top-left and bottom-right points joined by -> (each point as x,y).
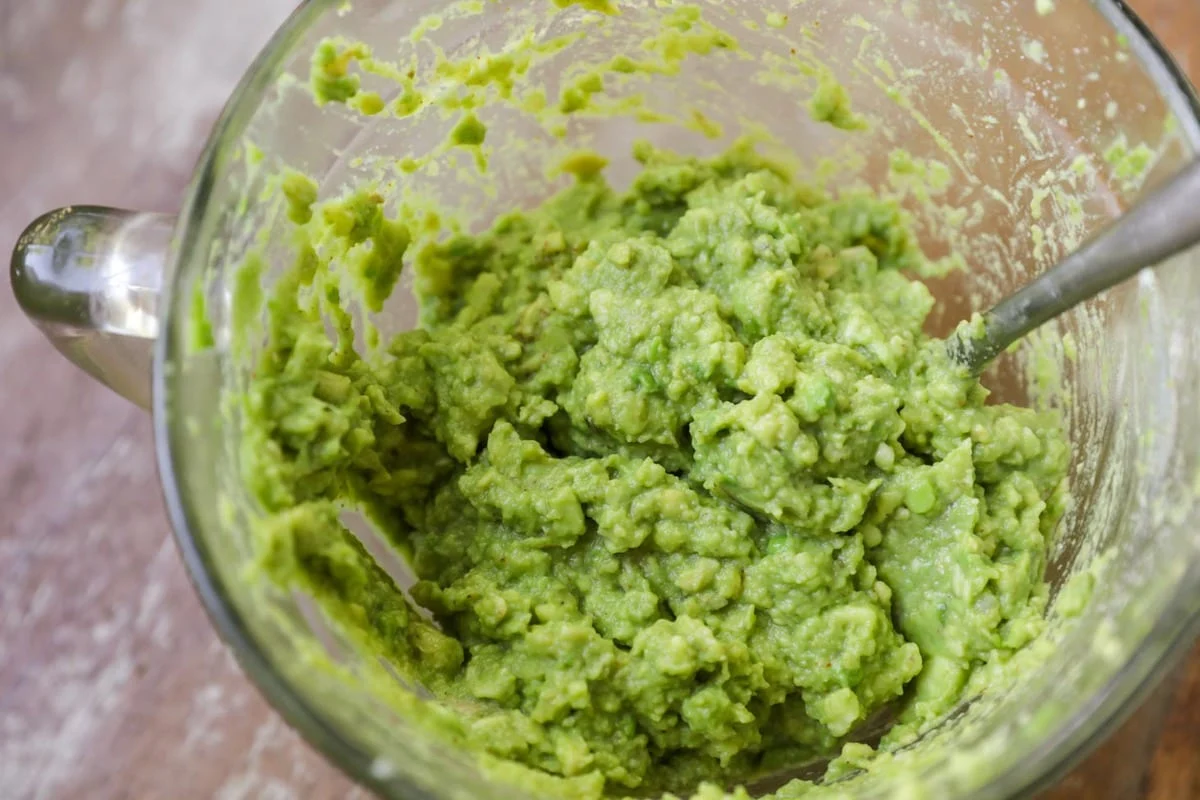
0,1 -> 1196,798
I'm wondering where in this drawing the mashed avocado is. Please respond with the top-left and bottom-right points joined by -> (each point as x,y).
240,142 -> 1067,798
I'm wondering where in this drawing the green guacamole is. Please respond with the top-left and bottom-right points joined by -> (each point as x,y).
240,142 -> 1067,798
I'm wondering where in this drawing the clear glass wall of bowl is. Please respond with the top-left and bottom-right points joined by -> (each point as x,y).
160,0 -> 1200,797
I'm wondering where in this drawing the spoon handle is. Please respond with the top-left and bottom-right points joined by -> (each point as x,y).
949,158 -> 1200,375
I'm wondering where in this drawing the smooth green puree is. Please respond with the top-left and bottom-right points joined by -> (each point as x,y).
242,141 -> 1067,797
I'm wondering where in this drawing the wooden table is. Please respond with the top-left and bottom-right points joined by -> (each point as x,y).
0,1 -> 1195,798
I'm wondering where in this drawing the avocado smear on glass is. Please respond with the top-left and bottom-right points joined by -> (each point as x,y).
241,141 -> 1067,799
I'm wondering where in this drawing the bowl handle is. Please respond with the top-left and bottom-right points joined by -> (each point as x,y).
10,207 -> 175,410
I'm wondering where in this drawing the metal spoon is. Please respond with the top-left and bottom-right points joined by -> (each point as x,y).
946,160 -> 1200,375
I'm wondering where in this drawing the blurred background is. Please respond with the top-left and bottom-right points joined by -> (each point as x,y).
0,0 -> 1196,798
